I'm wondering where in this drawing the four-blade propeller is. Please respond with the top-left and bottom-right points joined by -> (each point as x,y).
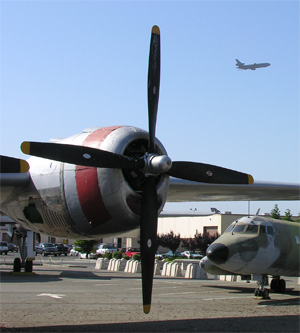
21,25 -> 254,314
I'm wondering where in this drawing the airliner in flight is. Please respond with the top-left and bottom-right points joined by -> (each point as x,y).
236,59 -> 270,70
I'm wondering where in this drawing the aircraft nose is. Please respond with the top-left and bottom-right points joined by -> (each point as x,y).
206,243 -> 229,265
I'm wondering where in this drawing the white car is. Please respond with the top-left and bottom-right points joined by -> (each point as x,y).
78,252 -> 97,259
181,251 -> 203,259
69,246 -> 78,256
96,244 -> 117,255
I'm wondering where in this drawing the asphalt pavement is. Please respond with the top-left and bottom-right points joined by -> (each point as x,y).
0,254 -> 299,332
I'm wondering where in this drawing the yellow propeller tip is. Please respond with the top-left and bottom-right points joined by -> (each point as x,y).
143,304 -> 151,314
20,160 -> 30,173
21,142 -> 30,155
248,174 -> 254,185
152,25 -> 160,35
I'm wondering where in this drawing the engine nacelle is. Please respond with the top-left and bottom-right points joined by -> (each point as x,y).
14,126 -> 169,239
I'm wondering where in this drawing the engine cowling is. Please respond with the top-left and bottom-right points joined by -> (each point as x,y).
24,126 -> 169,239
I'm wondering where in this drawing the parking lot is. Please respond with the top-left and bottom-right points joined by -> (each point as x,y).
0,253 -> 299,332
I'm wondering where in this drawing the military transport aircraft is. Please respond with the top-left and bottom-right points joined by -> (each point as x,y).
236,59 -> 271,70
200,215 -> 300,299
0,26 -> 299,314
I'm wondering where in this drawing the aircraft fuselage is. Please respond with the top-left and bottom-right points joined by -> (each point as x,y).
204,216 -> 300,277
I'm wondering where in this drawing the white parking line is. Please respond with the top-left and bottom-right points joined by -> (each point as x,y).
203,296 -> 253,301
37,293 -> 65,299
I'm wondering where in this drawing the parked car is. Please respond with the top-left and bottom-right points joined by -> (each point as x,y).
0,241 -> 9,255
66,244 -> 73,252
96,244 -> 117,255
8,243 -> 18,252
124,248 -> 141,258
181,251 -> 203,259
78,252 -> 97,259
155,252 -> 163,259
163,250 -> 184,258
69,246 -> 78,256
55,244 -> 69,256
35,243 -> 58,256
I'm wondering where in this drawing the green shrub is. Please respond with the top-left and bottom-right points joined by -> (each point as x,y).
103,252 -> 112,260
123,255 -> 130,260
132,254 -> 141,261
113,251 -> 123,259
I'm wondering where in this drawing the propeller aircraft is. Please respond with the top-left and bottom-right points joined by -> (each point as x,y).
0,26 -> 299,313
201,215 -> 300,299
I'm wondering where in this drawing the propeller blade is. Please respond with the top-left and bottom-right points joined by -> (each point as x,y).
148,25 -> 160,153
168,161 -> 254,185
140,176 -> 158,314
0,155 -> 29,173
21,141 -> 141,169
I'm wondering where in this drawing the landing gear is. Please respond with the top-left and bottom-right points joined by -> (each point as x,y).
270,277 -> 286,292
13,258 -> 21,272
12,231 -> 36,274
254,275 -> 270,299
25,259 -> 33,273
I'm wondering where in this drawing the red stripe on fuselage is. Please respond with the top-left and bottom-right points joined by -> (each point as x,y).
75,127 -> 121,227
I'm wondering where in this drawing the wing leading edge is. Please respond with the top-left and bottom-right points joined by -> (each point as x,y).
0,156 -> 31,205
167,178 -> 300,202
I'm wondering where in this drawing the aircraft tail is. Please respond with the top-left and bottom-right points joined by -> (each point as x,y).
235,59 -> 244,66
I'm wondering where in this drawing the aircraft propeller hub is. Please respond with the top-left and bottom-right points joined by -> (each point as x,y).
143,153 -> 172,175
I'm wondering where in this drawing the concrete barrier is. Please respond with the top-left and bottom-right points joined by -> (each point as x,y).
124,260 -> 141,273
161,262 -> 170,276
184,263 -> 208,279
95,258 -> 109,270
171,262 -> 182,277
132,260 -> 141,273
106,258 -> 127,271
119,258 -> 127,271
124,259 -> 132,273
154,260 -> 161,275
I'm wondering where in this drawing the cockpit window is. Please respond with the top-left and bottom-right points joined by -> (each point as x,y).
260,225 -> 266,234
245,224 -> 258,234
224,224 -> 235,233
267,226 -> 275,235
232,224 -> 246,233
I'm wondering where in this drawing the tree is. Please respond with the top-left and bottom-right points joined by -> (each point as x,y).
181,238 -> 197,252
74,240 -> 98,256
159,231 -> 181,255
194,230 -> 219,254
270,204 -> 281,219
283,209 -> 293,221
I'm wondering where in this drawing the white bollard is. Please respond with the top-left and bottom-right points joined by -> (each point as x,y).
166,262 -> 172,276
95,258 -> 102,270
107,259 -> 113,271
114,259 -> 121,271
154,260 -> 161,275
124,260 -> 130,273
161,262 -> 168,276
95,258 -> 109,270
170,262 -> 177,277
119,258 -> 127,271
127,260 -> 133,272
185,264 -> 192,278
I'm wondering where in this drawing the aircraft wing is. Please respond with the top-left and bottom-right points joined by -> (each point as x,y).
0,156 -> 31,205
0,173 -> 31,205
167,178 -> 300,202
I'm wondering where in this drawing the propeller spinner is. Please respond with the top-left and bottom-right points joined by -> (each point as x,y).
21,25 -> 254,313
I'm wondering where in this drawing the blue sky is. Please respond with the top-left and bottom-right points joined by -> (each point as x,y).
1,1 -> 299,216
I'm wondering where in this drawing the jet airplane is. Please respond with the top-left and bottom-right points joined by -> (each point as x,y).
236,59 -> 270,70
0,26 -> 299,313
201,216 -> 300,299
